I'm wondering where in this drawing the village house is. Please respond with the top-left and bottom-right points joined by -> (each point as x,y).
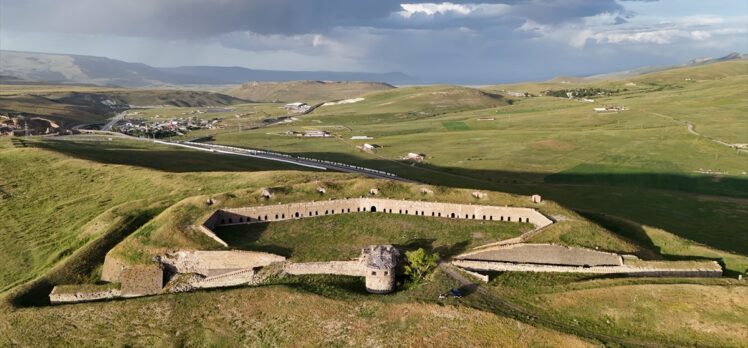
283,102 -> 311,113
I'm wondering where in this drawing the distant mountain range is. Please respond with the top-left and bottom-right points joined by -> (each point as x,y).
0,50 -> 414,87
1,50 -> 745,88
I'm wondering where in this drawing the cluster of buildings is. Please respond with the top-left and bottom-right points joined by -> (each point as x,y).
114,117 -> 222,138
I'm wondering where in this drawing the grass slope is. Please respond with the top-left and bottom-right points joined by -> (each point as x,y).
229,80 -> 394,103
0,136 -> 327,291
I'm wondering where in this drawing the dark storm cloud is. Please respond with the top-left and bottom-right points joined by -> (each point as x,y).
1,0 -> 626,38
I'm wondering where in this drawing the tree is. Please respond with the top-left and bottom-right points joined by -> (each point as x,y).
403,248 -> 439,282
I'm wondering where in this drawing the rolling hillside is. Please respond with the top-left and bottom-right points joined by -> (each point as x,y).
0,85 -> 247,125
228,80 -> 395,102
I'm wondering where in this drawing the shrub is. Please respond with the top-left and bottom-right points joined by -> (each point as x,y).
404,248 -> 439,283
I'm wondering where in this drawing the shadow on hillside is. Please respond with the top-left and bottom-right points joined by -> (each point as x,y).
26,139 -> 318,173
21,138 -> 748,257
579,211 -> 742,277
280,151 -> 748,257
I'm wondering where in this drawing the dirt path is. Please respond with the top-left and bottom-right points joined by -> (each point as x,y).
646,110 -> 745,152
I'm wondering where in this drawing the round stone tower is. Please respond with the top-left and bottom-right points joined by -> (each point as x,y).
362,245 -> 399,294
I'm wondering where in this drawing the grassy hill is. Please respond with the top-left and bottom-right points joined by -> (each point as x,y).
0,84 -> 247,125
0,136 -> 323,292
190,60 -> 748,257
228,80 -> 395,103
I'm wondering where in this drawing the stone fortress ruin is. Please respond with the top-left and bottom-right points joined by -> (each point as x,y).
50,193 -> 723,304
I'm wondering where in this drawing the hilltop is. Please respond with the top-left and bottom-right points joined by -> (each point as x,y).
0,50 -> 412,87
228,80 -> 395,103
0,84 -> 247,125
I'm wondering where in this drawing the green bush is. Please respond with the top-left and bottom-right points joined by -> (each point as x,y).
403,248 -> 439,283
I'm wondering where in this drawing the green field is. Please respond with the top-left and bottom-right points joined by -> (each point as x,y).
176,61 -> 748,257
216,213 -> 530,261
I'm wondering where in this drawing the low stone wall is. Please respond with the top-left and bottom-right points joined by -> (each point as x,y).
49,287 -> 121,304
285,261 -> 364,277
456,243 -> 623,267
452,260 -> 722,277
159,250 -> 286,277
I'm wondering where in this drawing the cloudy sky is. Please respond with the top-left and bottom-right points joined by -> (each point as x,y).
1,0 -> 746,83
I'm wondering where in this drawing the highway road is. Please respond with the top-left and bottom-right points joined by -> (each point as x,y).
101,111 -> 127,131
153,139 -> 417,182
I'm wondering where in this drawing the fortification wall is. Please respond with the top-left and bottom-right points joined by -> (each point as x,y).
456,243 -> 623,267
159,250 -> 285,277
452,260 -> 722,277
120,265 -> 163,296
49,287 -> 121,304
285,261 -> 364,276
101,252 -> 128,283
215,198 -> 553,229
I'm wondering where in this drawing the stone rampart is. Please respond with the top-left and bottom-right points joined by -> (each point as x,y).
49,287 -> 121,304
120,265 -> 164,296
456,243 -> 623,267
284,261 -> 364,276
159,250 -> 286,277
101,252 -> 128,282
211,198 -> 553,229
452,260 -> 722,277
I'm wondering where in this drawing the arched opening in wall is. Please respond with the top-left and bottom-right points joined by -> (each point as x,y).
325,210 -> 329,215
526,217 -> 530,223
500,216 -> 504,221
347,208 -> 351,213
399,210 -> 402,214
490,216 -> 493,220
371,206 -> 377,212
239,217 -> 244,223
295,212 -> 300,218
264,215 -> 268,220
482,215 -> 486,220
421,211 -> 425,216
281,214 -> 285,219
315,211 -> 318,216
432,212 -> 435,216
275,214 -> 278,219
228,218 -> 233,223
309,212 -> 313,217
389,209 -> 393,213
450,213 -> 455,218
357,207 -> 361,212
465,214 -> 469,219
438,212 -> 442,217
507,217 -> 511,222
472,214 -> 475,219
221,219 -> 225,224
406,210 -> 409,214
257,216 -> 261,221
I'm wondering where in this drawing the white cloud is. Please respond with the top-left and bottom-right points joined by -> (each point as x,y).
398,2 -> 510,18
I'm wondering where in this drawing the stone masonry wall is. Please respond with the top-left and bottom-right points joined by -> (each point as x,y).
285,261 -> 364,277
452,260 -> 723,277
213,198 -> 553,229
456,243 -> 623,267
120,265 -> 164,296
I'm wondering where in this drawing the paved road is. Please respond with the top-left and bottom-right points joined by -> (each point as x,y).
101,111 -> 127,131
155,140 -> 418,182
